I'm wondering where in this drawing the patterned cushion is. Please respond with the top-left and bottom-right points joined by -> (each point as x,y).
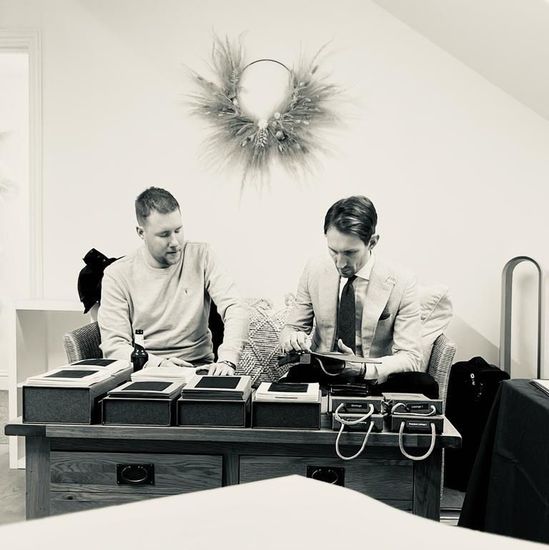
236,298 -> 293,387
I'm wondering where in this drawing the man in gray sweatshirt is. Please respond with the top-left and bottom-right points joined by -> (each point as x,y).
98,187 -> 249,375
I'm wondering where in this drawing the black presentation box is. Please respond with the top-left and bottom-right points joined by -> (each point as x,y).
331,413 -> 385,432
23,369 -> 131,424
330,396 -> 385,415
382,392 -> 443,416
252,401 -> 321,430
101,395 -> 178,426
177,375 -> 252,428
102,379 -> 184,426
388,414 -> 445,434
251,382 -> 321,430
177,396 -> 251,428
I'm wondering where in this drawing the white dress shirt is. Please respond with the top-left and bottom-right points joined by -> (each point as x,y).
338,252 -> 379,379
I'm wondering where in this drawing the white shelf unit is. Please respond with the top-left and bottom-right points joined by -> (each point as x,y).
8,300 -> 91,468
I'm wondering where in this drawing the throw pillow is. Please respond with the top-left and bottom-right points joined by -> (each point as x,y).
236,298 -> 294,387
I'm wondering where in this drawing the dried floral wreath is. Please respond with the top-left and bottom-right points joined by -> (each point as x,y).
189,37 -> 340,184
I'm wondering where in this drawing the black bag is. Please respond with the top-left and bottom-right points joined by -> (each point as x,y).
373,371 -> 439,399
77,248 -> 118,313
444,356 -> 509,491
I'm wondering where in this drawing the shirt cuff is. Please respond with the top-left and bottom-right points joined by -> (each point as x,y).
143,353 -> 163,368
363,361 -> 381,381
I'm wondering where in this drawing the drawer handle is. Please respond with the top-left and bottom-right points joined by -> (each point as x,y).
116,464 -> 155,485
307,466 -> 345,486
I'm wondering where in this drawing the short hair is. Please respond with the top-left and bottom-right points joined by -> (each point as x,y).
323,196 -> 378,245
135,187 -> 180,225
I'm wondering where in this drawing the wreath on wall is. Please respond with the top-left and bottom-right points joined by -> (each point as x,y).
189,37 -> 341,186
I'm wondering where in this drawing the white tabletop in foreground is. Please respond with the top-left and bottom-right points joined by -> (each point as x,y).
0,475 -> 541,549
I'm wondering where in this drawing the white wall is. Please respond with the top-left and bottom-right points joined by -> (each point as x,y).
0,51 -> 29,389
1,0 -> 548,377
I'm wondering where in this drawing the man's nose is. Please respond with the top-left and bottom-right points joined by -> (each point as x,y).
335,256 -> 346,268
169,234 -> 178,247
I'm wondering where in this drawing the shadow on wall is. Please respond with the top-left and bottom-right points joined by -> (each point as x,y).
447,315 -> 537,378
447,315 -> 499,366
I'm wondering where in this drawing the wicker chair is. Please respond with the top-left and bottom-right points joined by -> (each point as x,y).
424,332 -> 457,500
426,333 -> 457,412
63,321 -> 102,363
63,302 -> 225,363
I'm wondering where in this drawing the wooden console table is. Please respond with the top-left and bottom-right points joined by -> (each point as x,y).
5,417 -> 461,521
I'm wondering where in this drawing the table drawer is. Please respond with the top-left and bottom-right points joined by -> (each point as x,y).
50,451 -> 222,495
240,456 -> 413,500
50,491 -> 165,516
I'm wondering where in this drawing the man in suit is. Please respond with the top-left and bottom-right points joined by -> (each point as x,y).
280,195 -> 422,384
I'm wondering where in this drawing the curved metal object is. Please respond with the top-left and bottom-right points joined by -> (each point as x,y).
500,256 -> 544,378
241,58 -> 291,74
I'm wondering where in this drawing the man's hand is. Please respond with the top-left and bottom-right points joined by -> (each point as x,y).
160,357 -> 195,368
207,362 -> 235,376
281,330 -> 311,353
337,339 -> 380,380
337,339 -> 365,377
337,339 -> 354,355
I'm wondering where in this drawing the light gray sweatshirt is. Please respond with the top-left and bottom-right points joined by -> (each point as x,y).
98,242 -> 249,367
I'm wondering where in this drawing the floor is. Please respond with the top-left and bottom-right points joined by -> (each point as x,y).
0,445 -> 25,525
440,487 -> 465,526
0,391 -> 26,525
0,390 -> 464,527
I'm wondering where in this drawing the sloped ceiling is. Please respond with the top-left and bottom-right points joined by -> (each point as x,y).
373,0 -> 549,121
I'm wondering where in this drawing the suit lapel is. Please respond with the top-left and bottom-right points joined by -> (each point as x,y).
361,261 -> 395,354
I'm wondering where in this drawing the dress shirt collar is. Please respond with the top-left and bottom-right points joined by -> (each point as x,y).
353,251 -> 375,282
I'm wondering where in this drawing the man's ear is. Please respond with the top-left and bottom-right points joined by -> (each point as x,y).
136,225 -> 144,239
370,234 -> 380,249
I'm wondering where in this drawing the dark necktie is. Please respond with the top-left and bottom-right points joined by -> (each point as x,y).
337,276 -> 356,352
